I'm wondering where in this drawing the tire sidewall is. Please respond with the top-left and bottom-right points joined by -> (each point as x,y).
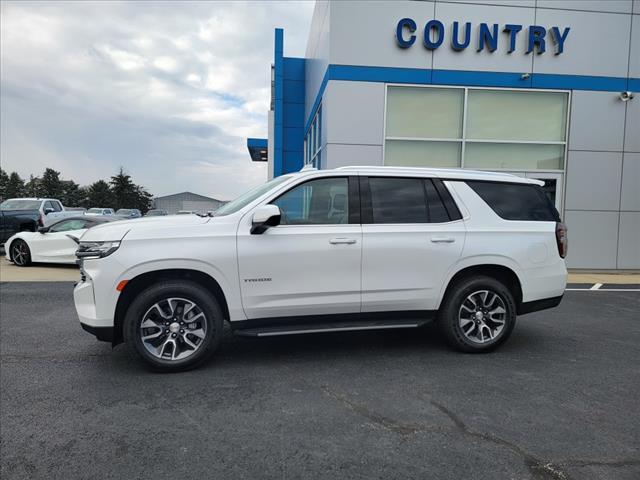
123,281 -> 223,371
440,276 -> 517,352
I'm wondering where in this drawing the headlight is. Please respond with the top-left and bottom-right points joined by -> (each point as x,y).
76,241 -> 121,259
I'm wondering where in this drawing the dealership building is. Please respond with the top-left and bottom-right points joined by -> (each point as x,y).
247,0 -> 639,269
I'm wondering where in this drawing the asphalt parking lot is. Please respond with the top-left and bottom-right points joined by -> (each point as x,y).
1,282 -> 639,480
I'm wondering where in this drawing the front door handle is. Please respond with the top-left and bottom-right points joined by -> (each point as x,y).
329,238 -> 357,245
431,236 -> 455,243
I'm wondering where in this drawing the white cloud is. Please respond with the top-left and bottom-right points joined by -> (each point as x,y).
0,0 -> 314,200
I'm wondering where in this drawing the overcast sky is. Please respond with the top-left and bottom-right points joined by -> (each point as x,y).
0,1 -> 314,200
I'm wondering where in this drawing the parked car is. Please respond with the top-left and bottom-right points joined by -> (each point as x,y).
0,198 -> 76,244
176,210 -> 195,215
74,166 -> 568,371
85,208 -> 115,216
115,209 -> 142,218
5,216 -> 118,266
145,209 -> 168,217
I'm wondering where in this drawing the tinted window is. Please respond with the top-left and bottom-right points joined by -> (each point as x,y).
466,181 -> 559,222
51,201 -> 62,212
272,177 -> 349,225
424,180 -> 450,223
369,177 -> 428,224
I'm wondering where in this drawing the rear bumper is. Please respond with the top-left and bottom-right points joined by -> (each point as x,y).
518,295 -> 563,315
80,323 -> 114,342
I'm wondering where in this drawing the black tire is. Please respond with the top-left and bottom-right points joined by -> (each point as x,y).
123,280 -> 224,372
10,239 -> 32,267
437,275 -> 516,353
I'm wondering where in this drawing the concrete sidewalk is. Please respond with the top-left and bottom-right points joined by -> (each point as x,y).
0,258 -> 79,282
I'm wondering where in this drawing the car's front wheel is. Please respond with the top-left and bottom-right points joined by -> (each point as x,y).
123,281 -> 224,372
437,275 -> 516,353
10,239 -> 32,267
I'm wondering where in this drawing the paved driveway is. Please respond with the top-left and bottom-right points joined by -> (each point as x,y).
1,282 -> 639,480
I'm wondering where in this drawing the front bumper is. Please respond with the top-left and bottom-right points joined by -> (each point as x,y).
73,274 -> 114,330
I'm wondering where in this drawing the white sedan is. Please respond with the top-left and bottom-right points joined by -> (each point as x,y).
5,216 -> 116,267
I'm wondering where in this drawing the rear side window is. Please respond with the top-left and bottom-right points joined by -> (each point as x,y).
466,181 -> 560,222
363,177 -> 462,224
368,177 -> 428,223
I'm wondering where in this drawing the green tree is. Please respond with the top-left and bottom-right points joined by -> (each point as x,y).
40,168 -> 64,199
87,180 -> 114,208
5,172 -> 25,198
24,175 -> 41,197
61,180 -> 86,207
133,185 -> 154,213
110,167 -> 137,210
0,168 -> 9,201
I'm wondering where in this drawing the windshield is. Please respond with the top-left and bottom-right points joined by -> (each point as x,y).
0,199 -> 41,210
215,175 -> 291,216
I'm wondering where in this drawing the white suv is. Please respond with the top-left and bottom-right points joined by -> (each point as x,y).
74,166 -> 567,371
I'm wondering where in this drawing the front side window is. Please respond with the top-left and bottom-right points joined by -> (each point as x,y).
271,177 -> 349,225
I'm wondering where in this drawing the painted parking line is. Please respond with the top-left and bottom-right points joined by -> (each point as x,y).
566,286 -> 640,292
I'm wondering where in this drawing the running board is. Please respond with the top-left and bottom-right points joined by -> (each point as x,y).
233,320 -> 424,338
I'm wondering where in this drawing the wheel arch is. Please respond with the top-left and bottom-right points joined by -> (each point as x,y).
439,263 -> 525,314
113,268 -> 230,346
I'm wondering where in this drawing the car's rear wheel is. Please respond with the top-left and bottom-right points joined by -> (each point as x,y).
10,239 -> 32,267
123,281 -> 224,372
437,275 -> 516,353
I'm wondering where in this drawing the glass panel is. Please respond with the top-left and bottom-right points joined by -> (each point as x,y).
369,177 -> 428,223
466,90 -> 568,142
466,181 -> 559,221
424,179 -> 450,223
385,140 -> 461,168
465,142 -> 564,170
530,178 -> 558,207
272,177 -> 349,225
386,87 -> 463,139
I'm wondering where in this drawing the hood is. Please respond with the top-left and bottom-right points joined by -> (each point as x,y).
80,214 -> 211,242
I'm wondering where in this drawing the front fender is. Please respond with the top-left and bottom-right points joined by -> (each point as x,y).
111,258 -> 244,322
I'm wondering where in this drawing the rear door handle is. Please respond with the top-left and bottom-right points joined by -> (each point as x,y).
329,238 -> 357,245
431,236 -> 455,243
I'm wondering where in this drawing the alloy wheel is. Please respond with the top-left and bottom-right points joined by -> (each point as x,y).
139,297 -> 208,361
458,290 -> 507,344
11,242 -> 28,266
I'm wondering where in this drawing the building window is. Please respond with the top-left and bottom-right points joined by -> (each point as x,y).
385,86 -> 568,171
304,105 -> 322,168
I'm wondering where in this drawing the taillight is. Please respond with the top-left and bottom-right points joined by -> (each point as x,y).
556,222 -> 568,259
38,213 -> 45,227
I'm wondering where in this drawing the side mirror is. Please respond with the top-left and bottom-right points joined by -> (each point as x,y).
44,207 -> 55,215
251,205 -> 281,234
38,226 -> 49,234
